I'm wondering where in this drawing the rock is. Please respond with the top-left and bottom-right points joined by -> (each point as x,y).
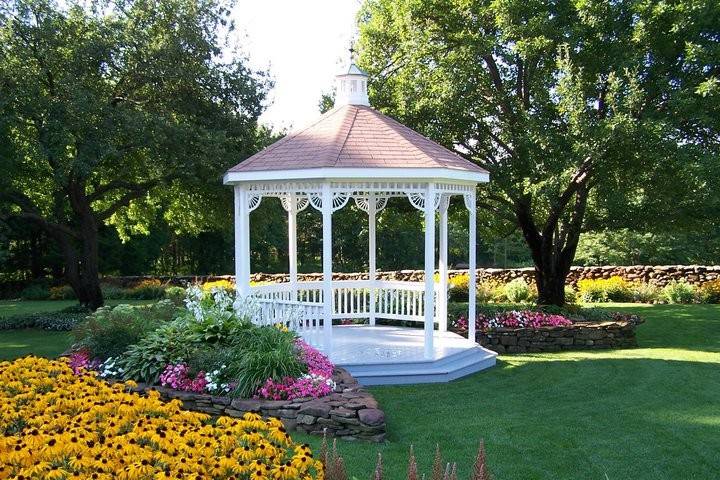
358,409 -> 385,426
230,399 -> 261,411
330,407 -> 356,418
298,402 -> 331,418
297,414 -> 316,425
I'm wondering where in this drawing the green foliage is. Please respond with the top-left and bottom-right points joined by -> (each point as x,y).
631,283 -> 661,304
503,279 -> 533,303
48,285 -> 75,300
118,320 -> 195,384
227,327 -> 306,398
73,301 -> 176,358
0,0 -> 269,306
20,284 -> 50,301
576,229 -> 720,266
357,0 -> 720,305
164,286 -> 187,304
564,286 -> 577,304
662,281 -> 696,305
184,309 -> 250,344
698,280 -> 720,304
0,305 -> 90,331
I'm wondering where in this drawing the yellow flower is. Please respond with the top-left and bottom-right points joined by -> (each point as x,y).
0,356 -> 322,479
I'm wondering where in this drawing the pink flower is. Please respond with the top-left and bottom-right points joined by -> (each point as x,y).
453,310 -> 572,331
160,363 -> 208,393
256,374 -> 336,401
68,349 -> 101,375
295,339 -> 335,377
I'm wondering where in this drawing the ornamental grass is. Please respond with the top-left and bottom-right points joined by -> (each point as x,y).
0,356 -> 323,480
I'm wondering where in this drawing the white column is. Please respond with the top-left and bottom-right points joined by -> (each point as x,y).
468,190 -> 477,343
368,192 -> 377,326
438,196 -> 449,332
288,193 -> 298,301
321,184 -> 333,349
423,183 -> 436,358
234,185 -> 251,296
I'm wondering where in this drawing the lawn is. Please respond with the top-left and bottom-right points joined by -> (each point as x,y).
1,301 -> 718,479
0,299 -> 152,360
295,303 -> 720,479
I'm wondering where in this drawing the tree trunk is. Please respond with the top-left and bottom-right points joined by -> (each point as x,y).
58,231 -> 104,310
60,182 -> 105,309
535,266 -> 567,306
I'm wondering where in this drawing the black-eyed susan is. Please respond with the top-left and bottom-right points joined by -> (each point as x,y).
0,356 -> 323,479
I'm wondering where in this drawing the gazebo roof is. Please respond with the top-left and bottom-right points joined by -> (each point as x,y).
224,104 -> 488,184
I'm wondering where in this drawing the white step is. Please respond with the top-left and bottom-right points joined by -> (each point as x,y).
340,346 -> 497,386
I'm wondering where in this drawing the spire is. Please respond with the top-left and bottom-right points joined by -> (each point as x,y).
335,42 -> 369,107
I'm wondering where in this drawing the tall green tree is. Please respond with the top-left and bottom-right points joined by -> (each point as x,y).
0,0 -> 268,307
358,0 -> 719,305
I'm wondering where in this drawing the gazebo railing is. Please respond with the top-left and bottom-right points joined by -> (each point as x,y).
253,298 -> 324,336
249,280 -> 438,327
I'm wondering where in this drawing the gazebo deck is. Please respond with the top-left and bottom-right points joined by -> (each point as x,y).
301,325 -> 497,385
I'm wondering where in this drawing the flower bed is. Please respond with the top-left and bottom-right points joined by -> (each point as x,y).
0,356 -> 323,479
66,285 -> 386,441
451,311 -> 643,353
126,367 -> 387,442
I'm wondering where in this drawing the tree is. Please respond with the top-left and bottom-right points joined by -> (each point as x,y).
0,0 -> 268,307
357,0 -> 719,304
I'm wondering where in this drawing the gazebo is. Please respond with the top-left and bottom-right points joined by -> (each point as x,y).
224,58 -> 496,384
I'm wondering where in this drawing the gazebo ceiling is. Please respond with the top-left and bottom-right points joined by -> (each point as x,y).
223,104 -> 488,184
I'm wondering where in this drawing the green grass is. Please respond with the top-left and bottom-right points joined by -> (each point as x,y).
0,299 -> 153,360
1,301 -> 718,479
294,303 -> 720,479
0,329 -> 72,360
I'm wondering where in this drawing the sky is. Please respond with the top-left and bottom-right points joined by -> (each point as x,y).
231,0 -> 363,132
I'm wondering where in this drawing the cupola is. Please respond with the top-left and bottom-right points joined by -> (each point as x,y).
334,48 -> 369,106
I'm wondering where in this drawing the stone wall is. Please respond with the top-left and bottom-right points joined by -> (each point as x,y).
471,316 -> 643,354
128,368 -> 386,442
105,265 -> 720,288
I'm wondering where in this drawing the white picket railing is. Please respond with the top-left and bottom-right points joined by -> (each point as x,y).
249,280 -> 438,331
253,298 -> 324,334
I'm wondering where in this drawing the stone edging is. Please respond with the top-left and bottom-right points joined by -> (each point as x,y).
461,316 -> 643,354
127,367 -> 386,442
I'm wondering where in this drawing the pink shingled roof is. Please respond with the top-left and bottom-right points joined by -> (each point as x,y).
227,105 -> 488,174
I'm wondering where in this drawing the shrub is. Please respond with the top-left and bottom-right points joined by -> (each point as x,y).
503,278 -> 532,303
631,282 -> 661,303
564,285 -> 577,304
447,274 -> 469,302
662,280 -> 696,304
698,279 -> 720,304
164,285 -> 186,303
1,356 -> 322,479
48,284 -> 75,300
577,276 -> 633,302
448,274 -> 505,303
126,278 -> 167,299
100,283 -> 127,299
202,279 -> 235,292
19,283 -> 50,300
73,302 -> 172,359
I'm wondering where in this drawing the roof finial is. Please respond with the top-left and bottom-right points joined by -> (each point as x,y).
349,39 -> 356,63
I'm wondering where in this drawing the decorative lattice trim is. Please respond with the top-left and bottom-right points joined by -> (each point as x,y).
353,194 -> 389,214
280,195 -> 310,213
248,194 -> 263,212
